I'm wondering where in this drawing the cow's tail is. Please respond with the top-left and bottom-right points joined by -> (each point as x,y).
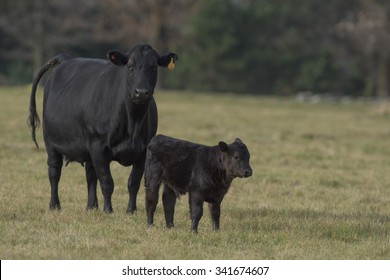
28,54 -> 70,149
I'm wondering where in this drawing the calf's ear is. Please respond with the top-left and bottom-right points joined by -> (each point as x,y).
158,53 -> 178,70
107,50 -> 128,66
218,141 -> 229,153
235,138 -> 243,144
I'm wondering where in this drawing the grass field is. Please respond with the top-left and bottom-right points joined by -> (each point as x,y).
0,86 -> 390,259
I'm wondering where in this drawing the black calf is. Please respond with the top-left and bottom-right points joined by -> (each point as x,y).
144,134 -> 252,233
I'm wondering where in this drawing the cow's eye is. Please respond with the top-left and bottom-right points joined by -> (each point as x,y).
127,64 -> 134,70
151,66 -> 157,72
234,155 -> 239,160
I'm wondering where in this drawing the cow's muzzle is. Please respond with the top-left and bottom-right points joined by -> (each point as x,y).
132,88 -> 150,103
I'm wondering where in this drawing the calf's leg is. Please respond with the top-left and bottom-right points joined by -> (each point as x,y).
162,184 -> 176,228
85,162 -> 98,209
144,156 -> 164,226
47,149 -> 63,210
190,193 -> 204,233
145,185 -> 160,227
208,202 -> 221,231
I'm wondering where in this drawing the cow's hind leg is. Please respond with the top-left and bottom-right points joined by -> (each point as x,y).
162,184 -> 176,228
85,162 -> 98,210
91,150 -> 114,213
47,149 -> 63,210
95,163 -> 114,213
127,155 -> 146,213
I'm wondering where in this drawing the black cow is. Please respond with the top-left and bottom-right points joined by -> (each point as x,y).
144,135 -> 252,233
28,44 -> 178,213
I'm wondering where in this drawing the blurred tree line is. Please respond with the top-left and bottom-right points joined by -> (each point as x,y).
1,0 -> 390,96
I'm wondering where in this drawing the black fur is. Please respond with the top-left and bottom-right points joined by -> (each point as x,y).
28,44 -> 178,213
144,134 -> 252,233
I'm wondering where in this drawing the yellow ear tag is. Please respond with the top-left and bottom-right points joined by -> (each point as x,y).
167,57 -> 175,70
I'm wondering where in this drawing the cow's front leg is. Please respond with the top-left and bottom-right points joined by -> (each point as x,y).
85,162 -> 98,210
127,154 -> 146,213
208,202 -> 221,231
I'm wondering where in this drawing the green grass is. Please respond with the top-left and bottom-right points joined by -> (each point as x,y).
1,86 -> 390,259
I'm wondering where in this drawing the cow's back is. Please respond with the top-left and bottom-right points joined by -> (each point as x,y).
44,58 -> 123,126
42,58 -> 125,162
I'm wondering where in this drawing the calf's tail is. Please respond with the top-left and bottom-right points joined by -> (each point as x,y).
28,54 -> 70,149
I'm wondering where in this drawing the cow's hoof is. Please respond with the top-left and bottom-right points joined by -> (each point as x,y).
49,203 -> 61,211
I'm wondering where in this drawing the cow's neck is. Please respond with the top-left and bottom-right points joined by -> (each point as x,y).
125,101 -> 148,146
108,98 -> 148,150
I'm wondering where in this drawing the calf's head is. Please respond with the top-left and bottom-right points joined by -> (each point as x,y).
108,44 -> 178,104
218,138 -> 252,179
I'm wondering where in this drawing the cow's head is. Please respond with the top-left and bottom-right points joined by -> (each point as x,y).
218,138 -> 253,179
107,44 -> 178,104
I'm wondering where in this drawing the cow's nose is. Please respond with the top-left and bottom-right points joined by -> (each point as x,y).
244,169 -> 252,178
135,88 -> 149,97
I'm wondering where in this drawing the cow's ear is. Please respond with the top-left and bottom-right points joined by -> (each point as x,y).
158,53 -> 178,70
107,50 -> 128,66
218,141 -> 229,153
235,138 -> 243,144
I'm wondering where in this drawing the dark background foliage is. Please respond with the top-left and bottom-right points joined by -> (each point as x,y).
1,0 -> 389,96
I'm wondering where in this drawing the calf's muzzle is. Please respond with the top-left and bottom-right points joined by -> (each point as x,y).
244,168 -> 253,178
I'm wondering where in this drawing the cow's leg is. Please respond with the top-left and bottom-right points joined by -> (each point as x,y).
90,151 -> 114,213
127,154 -> 146,213
208,202 -> 221,231
162,184 -> 176,228
95,163 -> 114,213
96,164 -> 114,213
85,162 -> 98,210
189,192 -> 204,234
47,149 -> 63,210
